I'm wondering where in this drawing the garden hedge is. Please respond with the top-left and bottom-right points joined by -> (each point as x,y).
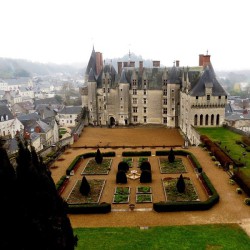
153,172 -> 219,212
122,151 -> 151,156
232,170 -> 250,196
67,203 -> 111,214
66,151 -> 116,175
56,175 -> 67,191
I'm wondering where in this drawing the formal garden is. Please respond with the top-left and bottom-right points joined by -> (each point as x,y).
56,148 -> 222,213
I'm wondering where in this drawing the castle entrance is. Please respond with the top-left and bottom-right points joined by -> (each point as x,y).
109,117 -> 115,126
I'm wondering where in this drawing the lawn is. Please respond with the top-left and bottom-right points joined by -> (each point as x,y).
197,127 -> 250,176
159,157 -> 187,174
82,158 -> 112,175
74,224 -> 250,250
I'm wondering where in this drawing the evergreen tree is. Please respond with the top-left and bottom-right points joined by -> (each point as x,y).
95,148 -> 103,164
176,174 -> 186,193
79,176 -> 91,196
116,170 -> 127,184
0,137 -> 76,249
140,170 -> 152,183
118,161 -> 129,172
168,147 -> 175,163
140,161 -> 151,171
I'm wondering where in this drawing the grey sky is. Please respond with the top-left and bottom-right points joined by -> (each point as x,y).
0,0 -> 249,70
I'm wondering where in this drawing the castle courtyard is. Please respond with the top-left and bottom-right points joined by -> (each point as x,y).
50,127 -> 250,235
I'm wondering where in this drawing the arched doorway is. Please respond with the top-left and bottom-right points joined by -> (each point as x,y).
109,117 -> 115,126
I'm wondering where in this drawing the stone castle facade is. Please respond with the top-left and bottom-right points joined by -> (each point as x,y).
80,48 -> 227,145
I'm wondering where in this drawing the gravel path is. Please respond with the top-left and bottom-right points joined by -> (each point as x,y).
50,127 -> 250,235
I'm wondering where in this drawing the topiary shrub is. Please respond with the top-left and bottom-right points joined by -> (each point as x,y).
176,174 -> 185,193
116,170 -> 127,184
168,148 -> 175,163
140,170 -> 152,183
118,161 -> 129,172
79,176 -> 90,196
140,161 -> 151,171
95,149 -> 103,164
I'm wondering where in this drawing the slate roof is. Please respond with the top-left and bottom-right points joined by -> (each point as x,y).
4,77 -> 31,85
34,98 -> 60,106
88,68 -> 96,82
18,112 -> 41,121
189,64 -> 227,96
0,103 -> 14,120
59,106 -> 82,115
167,66 -> 182,84
119,69 -> 129,83
225,112 -> 250,121
86,47 -> 97,76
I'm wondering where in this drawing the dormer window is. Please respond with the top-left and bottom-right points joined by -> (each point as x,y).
207,95 -> 210,101
218,96 -> 221,100
196,96 -> 198,100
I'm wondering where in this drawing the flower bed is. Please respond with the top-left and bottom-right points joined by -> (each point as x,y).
136,186 -> 152,193
113,194 -> 130,204
136,194 -> 152,203
115,186 -> 130,195
159,157 -> 186,174
66,179 -> 105,204
162,177 -> 199,201
82,158 -> 112,175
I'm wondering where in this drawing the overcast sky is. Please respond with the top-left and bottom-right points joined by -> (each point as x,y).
1,0 -> 250,70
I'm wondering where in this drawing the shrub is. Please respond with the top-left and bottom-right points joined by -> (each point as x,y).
79,176 -> 90,196
122,151 -> 151,156
118,161 -> 129,172
140,170 -> 152,183
168,148 -> 175,163
176,174 -> 185,193
140,161 -> 151,171
95,149 -> 103,164
68,203 -> 111,214
244,198 -> 250,206
116,170 -> 127,184
235,140 -> 242,145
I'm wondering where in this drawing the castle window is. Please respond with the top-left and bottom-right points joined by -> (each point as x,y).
216,114 -> 220,125
194,114 -> 198,126
133,107 -> 138,113
133,116 -> 138,122
144,80 -> 147,85
144,107 -> 147,113
121,98 -> 122,101
163,99 -> 167,105
133,89 -> 137,95
144,98 -> 147,104
103,88 -> 105,93
211,114 -> 214,125
143,89 -> 147,95
133,98 -> 137,104
144,116 -> 147,123
200,114 -> 203,125
163,108 -> 167,114
120,106 -> 123,109
207,95 -> 210,101
104,96 -> 106,101
163,89 -> 167,95
196,96 -> 198,100
225,95 -> 227,99
120,89 -> 122,92
205,114 -> 209,125
163,117 -> 167,124
104,105 -> 106,110
218,96 -> 221,99
133,80 -> 137,85
108,88 -> 110,93
172,98 -> 174,102
171,89 -> 174,93
163,80 -> 167,86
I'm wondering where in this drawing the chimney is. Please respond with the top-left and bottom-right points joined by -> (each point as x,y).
199,54 -> 211,67
95,52 -> 103,75
139,61 -> 143,75
176,60 -> 180,67
117,62 -> 122,75
153,60 -> 160,67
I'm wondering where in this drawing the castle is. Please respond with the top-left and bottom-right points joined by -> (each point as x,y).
80,48 -> 227,145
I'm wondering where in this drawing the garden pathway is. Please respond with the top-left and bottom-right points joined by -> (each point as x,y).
50,127 -> 250,236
